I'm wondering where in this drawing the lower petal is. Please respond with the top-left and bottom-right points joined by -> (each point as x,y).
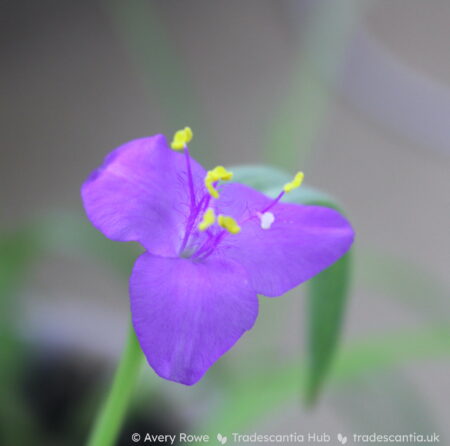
130,253 -> 258,385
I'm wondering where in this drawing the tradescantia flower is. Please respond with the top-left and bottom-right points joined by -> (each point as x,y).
81,128 -> 354,385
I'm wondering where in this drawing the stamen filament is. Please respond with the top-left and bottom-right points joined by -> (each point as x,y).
261,190 -> 285,213
192,231 -> 227,260
184,146 -> 196,208
260,172 -> 304,213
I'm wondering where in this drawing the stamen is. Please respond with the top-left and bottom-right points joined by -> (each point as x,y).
261,171 -> 305,214
198,208 -> 216,231
259,211 -> 275,230
218,215 -> 241,234
171,126 -> 193,150
261,190 -> 284,214
174,126 -> 197,254
204,166 -> 233,198
283,171 -> 304,193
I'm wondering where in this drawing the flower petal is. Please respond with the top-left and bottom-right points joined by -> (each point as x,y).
81,135 -> 206,256
215,183 -> 355,297
130,253 -> 258,385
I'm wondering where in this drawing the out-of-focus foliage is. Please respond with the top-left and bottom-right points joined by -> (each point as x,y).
200,326 -> 450,436
0,228 -> 40,444
2,0 -> 449,443
231,164 -> 352,404
103,0 -> 213,164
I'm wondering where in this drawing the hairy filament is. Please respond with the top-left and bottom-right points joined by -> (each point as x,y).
184,146 -> 196,208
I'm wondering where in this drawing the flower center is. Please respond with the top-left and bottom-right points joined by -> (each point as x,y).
170,127 -> 304,261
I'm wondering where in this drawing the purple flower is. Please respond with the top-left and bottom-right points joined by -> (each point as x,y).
81,129 -> 354,385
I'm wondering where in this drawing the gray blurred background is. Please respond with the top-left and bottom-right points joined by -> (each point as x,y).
1,0 -> 449,445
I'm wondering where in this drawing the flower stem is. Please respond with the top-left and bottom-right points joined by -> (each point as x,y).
87,322 -> 144,446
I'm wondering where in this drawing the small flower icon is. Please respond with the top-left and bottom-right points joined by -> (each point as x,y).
217,433 -> 227,445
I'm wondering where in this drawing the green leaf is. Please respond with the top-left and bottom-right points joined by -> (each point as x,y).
228,165 -> 291,194
230,164 -> 336,204
229,164 -> 352,405
304,251 -> 351,404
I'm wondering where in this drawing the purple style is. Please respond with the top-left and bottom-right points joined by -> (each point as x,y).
81,133 -> 354,385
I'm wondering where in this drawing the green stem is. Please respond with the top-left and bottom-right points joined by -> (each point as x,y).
87,323 -> 144,446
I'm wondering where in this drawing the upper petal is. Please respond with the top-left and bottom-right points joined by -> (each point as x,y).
130,253 -> 258,385
215,183 -> 355,297
81,135 -> 206,256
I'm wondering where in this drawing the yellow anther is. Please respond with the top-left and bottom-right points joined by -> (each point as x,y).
205,180 -> 219,199
171,126 -> 193,150
210,166 -> 233,181
218,215 -> 241,234
283,171 -> 304,193
204,166 -> 233,198
198,208 -> 216,231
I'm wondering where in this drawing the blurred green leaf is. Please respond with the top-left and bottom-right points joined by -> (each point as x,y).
0,226 -> 42,444
35,211 -> 141,277
0,210 -> 139,404
201,326 -> 450,435
230,164 -> 352,404
0,224 -> 41,378
0,226 -> 39,306
229,165 -> 291,193
304,251 -> 351,404
0,213 -> 142,444
0,211 -> 139,292
266,0 -> 367,169
103,0 -> 213,164
230,164 -> 334,204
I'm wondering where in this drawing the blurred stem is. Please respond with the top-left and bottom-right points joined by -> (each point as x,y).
87,323 -> 143,446
267,0 -> 367,168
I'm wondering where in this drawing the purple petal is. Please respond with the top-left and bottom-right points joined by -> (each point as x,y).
81,135 -> 206,256
130,253 -> 258,385
215,183 -> 355,297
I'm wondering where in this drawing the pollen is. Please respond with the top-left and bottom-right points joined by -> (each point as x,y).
283,171 -> 304,193
218,215 -> 241,234
259,211 -> 275,230
198,208 -> 216,231
171,126 -> 193,150
204,166 -> 233,198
